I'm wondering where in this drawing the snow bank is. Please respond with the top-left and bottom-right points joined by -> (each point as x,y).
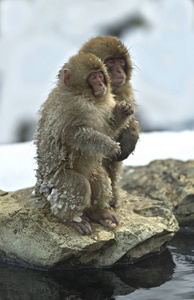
0,131 -> 193,192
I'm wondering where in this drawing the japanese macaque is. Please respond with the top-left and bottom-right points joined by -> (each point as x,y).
79,36 -> 140,206
34,53 -> 132,235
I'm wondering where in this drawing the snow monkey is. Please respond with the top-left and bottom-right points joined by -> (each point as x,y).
79,36 -> 140,206
34,53 -> 133,235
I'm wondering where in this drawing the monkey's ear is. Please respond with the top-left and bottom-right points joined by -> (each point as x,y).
63,69 -> 71,85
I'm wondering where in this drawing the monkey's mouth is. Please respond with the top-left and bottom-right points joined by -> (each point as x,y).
94,87 -> 107,97
111,76 -> 126,86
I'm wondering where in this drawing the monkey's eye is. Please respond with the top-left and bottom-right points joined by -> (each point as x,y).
105,58 -> 114,66
98,72 -> 104,79
107,58 -> 114,64
119,59 -> 125,66
88,74 -> 96,81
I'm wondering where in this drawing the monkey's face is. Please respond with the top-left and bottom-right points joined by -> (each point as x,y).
104,57 -> 127,87
87,70 -> 107,97
79,36 -> 133,87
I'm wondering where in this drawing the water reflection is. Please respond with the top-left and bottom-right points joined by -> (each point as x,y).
116,228 -> 194,300
111,249 -> 175,289
0,228 -> 193,300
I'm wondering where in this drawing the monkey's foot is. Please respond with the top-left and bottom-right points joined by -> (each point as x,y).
90,209 -> 119,227
70,219 -> 93,235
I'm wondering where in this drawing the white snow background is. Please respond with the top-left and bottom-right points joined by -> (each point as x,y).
0,0 -> 194,144
0,130 -> 194,192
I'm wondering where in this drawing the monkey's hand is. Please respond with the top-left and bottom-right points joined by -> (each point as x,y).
118,101 -> 134,116
112,101 -> 133,130
108,142 -> 121,160
90,208 -> 119,227
70,219 -> 93,235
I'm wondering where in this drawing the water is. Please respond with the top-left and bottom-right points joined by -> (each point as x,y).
0,227 -> 193,300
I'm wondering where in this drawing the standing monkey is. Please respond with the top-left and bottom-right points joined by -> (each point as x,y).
34,53 -> 132,235
79,36 -> 140,206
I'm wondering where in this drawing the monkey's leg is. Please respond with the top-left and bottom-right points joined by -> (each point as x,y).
103,159 -> 122,208
88,166 -> 119,227
47,169 -> 93,235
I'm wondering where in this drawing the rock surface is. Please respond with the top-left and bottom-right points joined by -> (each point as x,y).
121,159 -> 194,226
0,186 -> 179,270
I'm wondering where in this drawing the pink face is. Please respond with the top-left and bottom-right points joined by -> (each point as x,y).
104,57 -> 126,87
87,70 -> 107,97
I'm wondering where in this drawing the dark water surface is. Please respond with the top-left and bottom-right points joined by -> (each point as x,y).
0,227 -> 193,300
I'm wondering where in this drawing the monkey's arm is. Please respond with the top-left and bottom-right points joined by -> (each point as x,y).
66,126 -> 121,158
115,117 -> 140,161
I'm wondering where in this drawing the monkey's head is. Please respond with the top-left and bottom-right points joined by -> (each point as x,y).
58,53 -> 111,101
79,36 -> 132,91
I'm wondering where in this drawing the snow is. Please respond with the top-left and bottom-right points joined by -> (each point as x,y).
124,130 -> 194,166
0,141 -> 36,191
0,0 -> 194,143
0,131 -> 193,192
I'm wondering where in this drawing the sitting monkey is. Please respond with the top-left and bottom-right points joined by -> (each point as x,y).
34,53 -> 132,235
79,36 -> 140,206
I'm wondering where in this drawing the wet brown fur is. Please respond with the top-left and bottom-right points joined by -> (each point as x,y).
34,53 -> 130,229
79,36 -> 140,206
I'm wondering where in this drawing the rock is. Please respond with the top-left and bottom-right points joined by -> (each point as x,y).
0,187 -> 178,269
121,159 -> 194,226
